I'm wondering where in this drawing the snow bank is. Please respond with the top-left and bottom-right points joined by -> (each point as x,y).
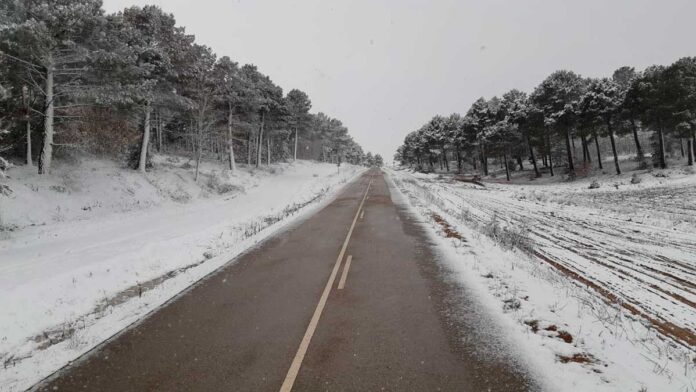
386,167 -> 696,392
0,156 -> 364,391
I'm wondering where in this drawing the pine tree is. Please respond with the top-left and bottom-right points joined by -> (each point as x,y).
0,0 -> 105,174
285,89 -> 312,161
530,70 -> 585,178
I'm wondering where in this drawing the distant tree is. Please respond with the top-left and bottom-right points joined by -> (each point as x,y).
613,66 -> 646,163
530,70 -> 585,178
100,5 -> 191,172
365,151 -> 374,166
579,78 -> 624,174
374,154 -> 383,167
214,56 -> 245,172
444,113 -> 466,172
239,65 -> 284,167
465,97 -> 492,175
178,44 -> 219,182
667,57 -> 696,166
631,66 -> 673,168
285,89 -> 312,161
500,90 -> 534,177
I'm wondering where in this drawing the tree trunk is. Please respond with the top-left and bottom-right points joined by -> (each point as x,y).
267,136 -> 271,165
630,115 -> 644,161
442,146 -> 449,171
480,144 -> 488,175
608,123 -> 621,175
516,156 -> 523,171
25,119 -> 32,166
247,132 -> 252,165
138,101 -> 151,173
294,127 -> 298,161
657,125 -> 667,169
564,128 -> 575,176
691,129 -> 696,167
194,126 -> 202,183
256,112 -> 265,168
227,107 -> 236,172
504,152 -> 510,181
528,135 -> 540,177
22,86 -> 33,166
157,110 -> 163,153
593,130 -> 603,169
38,62 -> 54,175
581,134 -> 591,163
456,148 -> 462,173
687,135 -> 693,166
546,133 -> 554,177
680,138 -> 685,157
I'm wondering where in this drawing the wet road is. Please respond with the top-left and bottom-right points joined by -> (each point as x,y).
37,169 -> 540,391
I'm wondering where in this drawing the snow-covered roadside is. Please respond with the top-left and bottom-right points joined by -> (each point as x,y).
385,167 -> 696,392
0,157 -> 365,392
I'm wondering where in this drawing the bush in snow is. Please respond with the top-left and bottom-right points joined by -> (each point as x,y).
483,214 -> 534,254
588,180 -> 600,189
206,172 -> 242,195
0,156 -> 11,179
631,174 -> 642,184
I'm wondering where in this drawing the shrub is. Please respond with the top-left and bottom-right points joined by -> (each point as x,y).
483,214 -> 534,254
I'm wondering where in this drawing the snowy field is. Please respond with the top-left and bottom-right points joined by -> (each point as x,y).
0,156 -> 364,391
387,166 -> 696,392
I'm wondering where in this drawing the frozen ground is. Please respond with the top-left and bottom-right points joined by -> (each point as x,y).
0,155 -> 364,392
387,166 -> 696,392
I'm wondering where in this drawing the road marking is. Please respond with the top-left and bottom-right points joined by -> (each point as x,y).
279,178 -> 372,392
360,210 -> 365,220
337,255 -> 353,290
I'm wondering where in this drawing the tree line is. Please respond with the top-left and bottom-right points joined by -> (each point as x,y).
0,0 -> 379,180
395,59 -> 696,180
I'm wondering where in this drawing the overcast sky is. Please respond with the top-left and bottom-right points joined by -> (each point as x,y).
103,0 -> 696,162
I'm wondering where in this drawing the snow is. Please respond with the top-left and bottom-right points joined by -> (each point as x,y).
0,155 -> 364,392
386,166 -> 696,392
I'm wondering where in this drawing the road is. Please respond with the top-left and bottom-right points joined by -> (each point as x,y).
36,169 -> 540,391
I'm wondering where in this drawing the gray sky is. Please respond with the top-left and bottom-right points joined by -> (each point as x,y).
103,0 -> 696,162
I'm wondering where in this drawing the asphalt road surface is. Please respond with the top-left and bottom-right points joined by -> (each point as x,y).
37,169 -> 541,392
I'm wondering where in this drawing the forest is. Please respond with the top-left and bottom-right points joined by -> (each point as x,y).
395,60 -> 696,181
0,0 -> 382,181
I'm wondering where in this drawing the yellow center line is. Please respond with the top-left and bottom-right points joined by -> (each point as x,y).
279,178 -> 372,392
337,255 -> 353,290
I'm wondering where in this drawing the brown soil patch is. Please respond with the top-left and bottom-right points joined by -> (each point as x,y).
557,330 -> 573,344
431,213 -> 464,240
558,353 -> 595,364
544,325 -> 557,332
